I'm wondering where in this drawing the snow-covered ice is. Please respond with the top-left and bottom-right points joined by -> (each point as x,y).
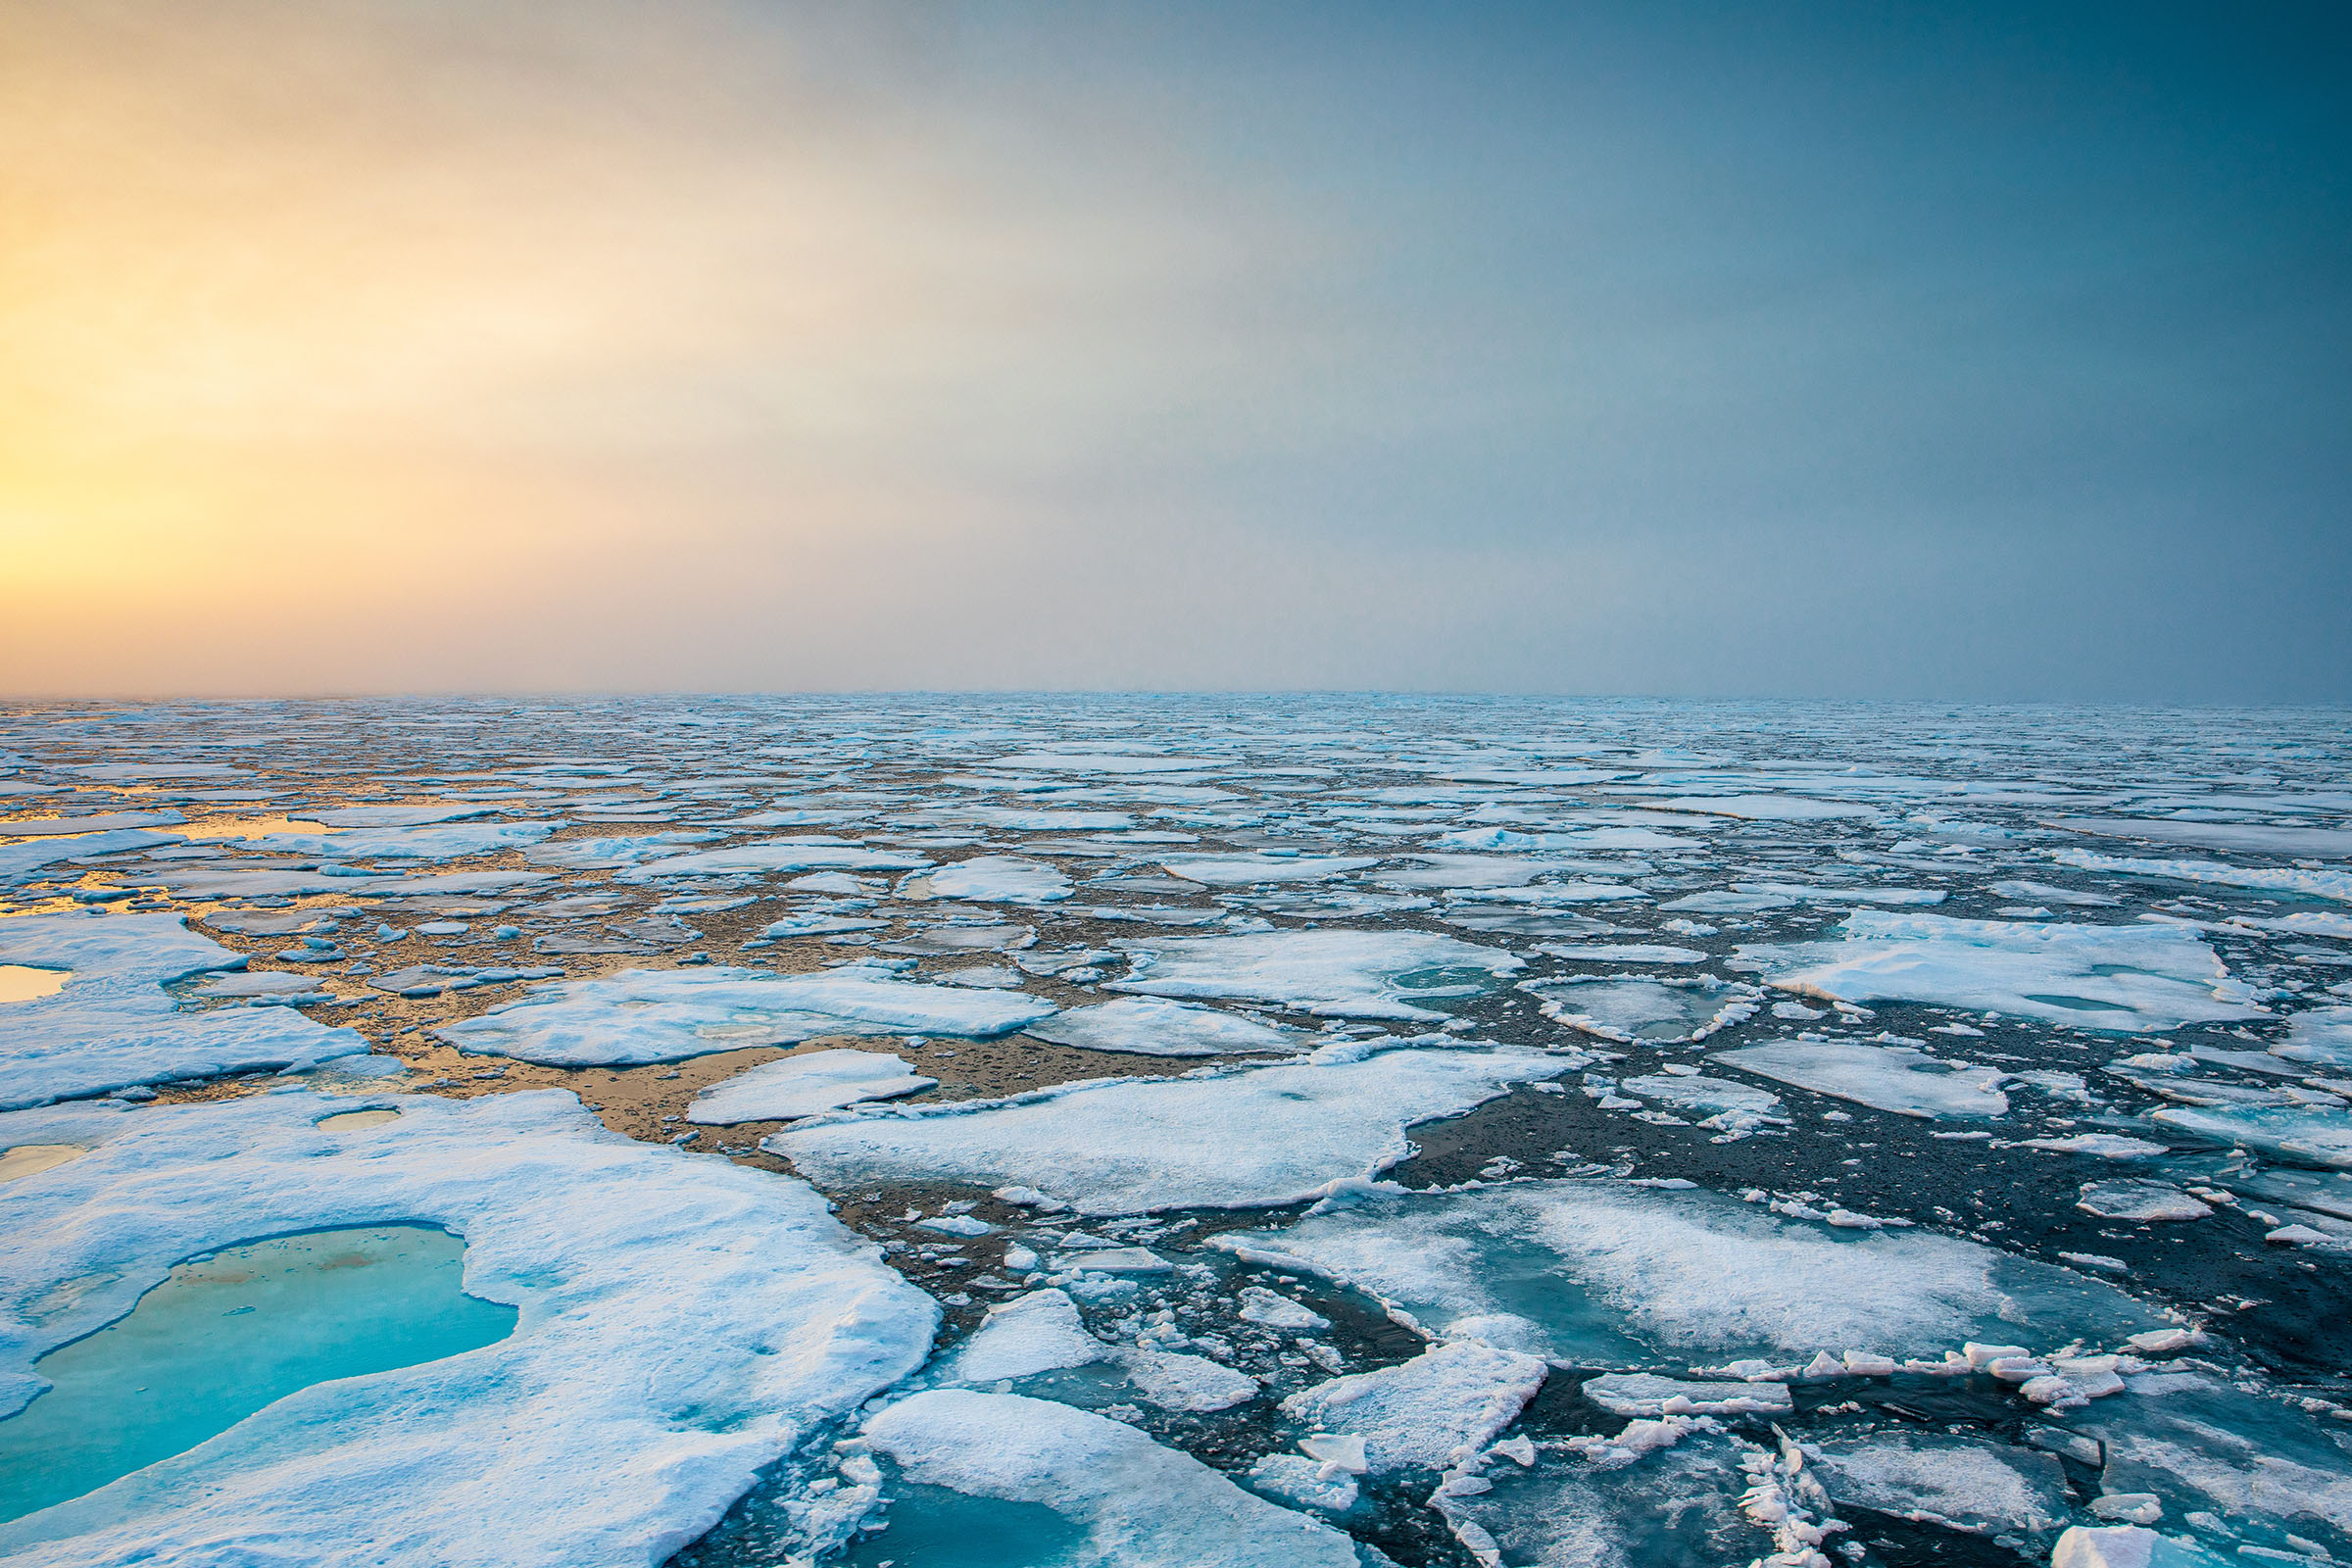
1108,930 -> 1524,1020
769,1039 -> 1580,1214
1022,997 -> 1301,1056
438,964 -> 1054,1065
0,1090 -> 935,1565
1739,912 -> 2264,1032
0,912 -> 365,1108
1709,1040 -> 2011,1119
686,1049 -> 938,1124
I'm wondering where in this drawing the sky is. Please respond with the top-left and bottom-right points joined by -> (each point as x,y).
3,1 -> 2346,702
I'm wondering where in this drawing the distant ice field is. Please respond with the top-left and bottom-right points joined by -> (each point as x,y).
3,696 -> 2350,1568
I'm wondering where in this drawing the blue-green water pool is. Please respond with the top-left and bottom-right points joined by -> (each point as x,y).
0,1224 -> 516,1522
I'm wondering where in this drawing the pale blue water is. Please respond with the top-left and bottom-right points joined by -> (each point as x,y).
836,1483 -> 1087,1568
0,1224 -> 516,1522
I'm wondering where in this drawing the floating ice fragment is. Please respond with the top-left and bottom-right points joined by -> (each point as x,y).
438,965 -> 1053,1066
899,856 -> 1072,906
1107,929 -> 1523,1020
2077,1181 -> 2212,1222
1280,1341 -> 1546,1475
1023,997 -> 1301,1057
858,1390 -> 1363,1567
1214,1179 -> 2159,1365
687,1050 -> 937,1124
1738,912 -> 2263,1032
770,1041 -> 1576,1215
1809,1433 -> 2071,1538
1521,975 -> 1760,1045
1710,1040 -> 2010,1119
1579,1373 -> 1792,1417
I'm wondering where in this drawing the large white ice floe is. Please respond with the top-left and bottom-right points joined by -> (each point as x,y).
436,963 -> 1054,1065
1736,912 -> 2263,1031
899,855 -> 1072,905
0,911 -> 366,1109
858,1390 -> 1368,1567
614,837 -> 930,882
0,1089 -> 936,1566
1708,1040 -> 2010,1119
1281,1341 -> 1546,1475
1521,975 -> 1760,1045
686,1049 -> 937,1124
254,820 -> 557,860
1213,1179 -> 2158,1366
1022,997 -> 1301,1056
768,1038 -> 1580,1215
1158,854 -> 1378,885
1107,930 -> 1524,1020
2047,848 -> 2352,905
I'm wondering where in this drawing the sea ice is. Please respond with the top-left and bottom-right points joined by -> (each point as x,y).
2076,1181 -> 2212,1222
1521,975 -> 1760,1044
1709,1040 -> 2010,1120
2047,849 -> 2352,906
0,1090 -> 935,1566
1214,1179 -> 2157,1365
900,856 -> 1073,906
686,1049 -> 938,1124
438,964 -> 1054,1066
1281,1341 -> 1547,1474
1432,1427 -> 1783,1568
1159,855 -> 1379,885
1023,997 -> 1301,1056
1737,912 -> 2263,1032
1808,1433 -> 2071,1538
769,1039 -> 1579,1215
1108,930 -> 1524,1020
0,911 -> 365,1108
858,1391 -> 1364,1567
615,838 -> 930,882
2147,1104 -> 2352,1169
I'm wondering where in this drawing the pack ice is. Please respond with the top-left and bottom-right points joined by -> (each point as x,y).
0,911 -> 366,1108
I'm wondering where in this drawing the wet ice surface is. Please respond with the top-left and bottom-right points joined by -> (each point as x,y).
3,695 -> 2352,1567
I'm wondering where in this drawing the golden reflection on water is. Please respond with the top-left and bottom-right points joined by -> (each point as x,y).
175,816 -> 330,839
0,964 -> 71,1003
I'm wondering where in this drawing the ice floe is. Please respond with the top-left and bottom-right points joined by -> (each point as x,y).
1214,1179 -> 2158,1364
0,1089 -> 935,1564
438,964 -> 1054,1066
1709,1040 -> 2011,1119
0,912 -> 365,1109
1521,975 -> 1760,1044
1022,997 -> 1301,1056
769,1039 -> 1580,1215
900,855 -> 1073,905
1738,912 -> 2263,1032
687,1049 -> 938,1124
858,1390 -> 1366,1566
1281,1341 -> 1546,1475
1108,930 -> 1523,1020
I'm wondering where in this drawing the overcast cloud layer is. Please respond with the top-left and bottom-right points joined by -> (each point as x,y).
2,1 -> 2345,700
